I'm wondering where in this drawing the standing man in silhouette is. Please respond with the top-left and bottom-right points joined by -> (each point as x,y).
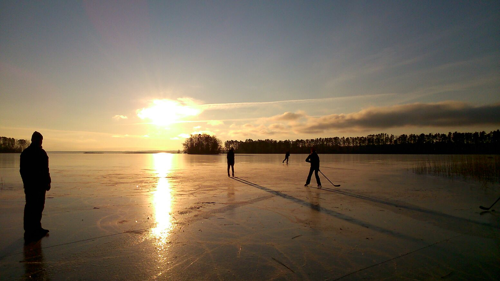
227,147 -> 235,177
304,147 -> 321,188
20,131 -> 51,243
282,150 -> 290,164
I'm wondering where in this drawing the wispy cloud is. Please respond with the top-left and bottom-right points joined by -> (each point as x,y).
207,120 -> 224,126
399,74 -> 500,103
229,124 -> 289,138
134,95 -> 393,126
112,134 -> 149,138
112,115 -> 128,120
200,94 -> 394,110
191,130 -> 216,136
269,111 -> 306,121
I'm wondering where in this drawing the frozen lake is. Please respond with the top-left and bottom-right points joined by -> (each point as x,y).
0,153 -> 499,280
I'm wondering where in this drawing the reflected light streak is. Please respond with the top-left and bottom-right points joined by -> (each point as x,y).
151,153 -> 174,247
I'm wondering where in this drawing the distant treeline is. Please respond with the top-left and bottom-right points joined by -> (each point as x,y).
0,136 -> 30,153
224,130 -> 500,154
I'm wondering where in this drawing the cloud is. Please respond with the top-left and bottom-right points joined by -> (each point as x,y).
200,94 -> 393,110
228,101 -> 500,137
192,130 -> 215,136
178,134 -> 191,138
113,115 -> 128,120
269,124 -> 288,131
398,74 -> 500,104
229,124 -> 286,138
207,120 -> 224,126
269,111 -> 306,121
296,101 -> 500,134
134,95 -> 391,126
112,134 -> 149,138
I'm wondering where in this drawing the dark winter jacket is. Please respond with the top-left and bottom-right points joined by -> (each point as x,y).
227,150 -> 235,165
305,151 -> 320,169
20,144 -> 51,190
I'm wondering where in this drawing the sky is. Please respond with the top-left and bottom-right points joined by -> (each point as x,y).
1,1 -> 499,151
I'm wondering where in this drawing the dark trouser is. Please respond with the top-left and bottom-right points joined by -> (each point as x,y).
306,167 -> 321,186
227,163 -> 234,176
24,189 -> 46,233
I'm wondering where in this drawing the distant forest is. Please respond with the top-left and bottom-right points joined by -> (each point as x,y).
224,130 -> 500,154
2,131 -> 499,154
0,136 -> 30,153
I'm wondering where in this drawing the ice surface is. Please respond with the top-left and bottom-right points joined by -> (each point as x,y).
0,153 -> 499,280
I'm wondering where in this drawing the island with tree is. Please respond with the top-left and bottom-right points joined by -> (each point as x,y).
183,133 -> 222,154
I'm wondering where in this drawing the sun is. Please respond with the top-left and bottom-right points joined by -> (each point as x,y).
137,99 -> 201,126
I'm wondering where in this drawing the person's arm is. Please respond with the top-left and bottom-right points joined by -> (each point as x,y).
19,152 -> 26,183
44,151 -> 51,190
305,154 -> 311,162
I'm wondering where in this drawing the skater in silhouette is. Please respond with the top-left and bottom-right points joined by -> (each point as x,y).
282,151 -> 290,164
304,147 -> 321,188
20,131 -> 51,243
227,147 -> 235,177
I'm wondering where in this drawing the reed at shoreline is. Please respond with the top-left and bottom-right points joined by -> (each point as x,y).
411,155 -> 500,185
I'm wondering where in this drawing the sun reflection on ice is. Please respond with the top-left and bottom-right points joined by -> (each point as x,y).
150,153 -> 175,248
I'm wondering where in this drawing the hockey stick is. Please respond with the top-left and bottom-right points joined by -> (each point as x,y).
319,170 -> 340,187
480,196 -> 500,211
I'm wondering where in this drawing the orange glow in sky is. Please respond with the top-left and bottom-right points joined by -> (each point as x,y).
137,99 -> 201,126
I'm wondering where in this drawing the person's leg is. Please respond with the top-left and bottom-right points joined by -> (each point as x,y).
227,163 -> 230,176
231,164 -> 234,177
24,189 -> 46,240
34,190 -> 46,230
24,191 -> 35,233
305,167 -> 313,185
314,169 -> 322,187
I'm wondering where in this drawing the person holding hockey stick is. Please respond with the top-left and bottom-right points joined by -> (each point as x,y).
304,147 -> 321,188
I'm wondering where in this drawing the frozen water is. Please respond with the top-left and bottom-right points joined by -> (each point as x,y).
0,153 -> 499,279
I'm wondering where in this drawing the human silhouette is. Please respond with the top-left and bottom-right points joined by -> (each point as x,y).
227,147 -> 235,177
304,147 -> 321,188
20,131 -> 51,243
282,151 -> 290,164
